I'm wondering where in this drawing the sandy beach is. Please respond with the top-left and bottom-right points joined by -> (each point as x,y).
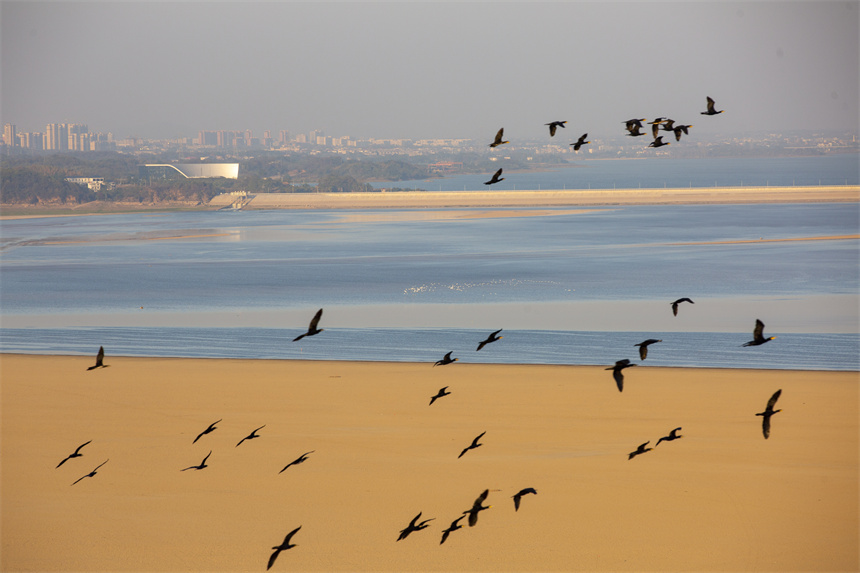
212,185 -> 860,210
2,354 -> 857,572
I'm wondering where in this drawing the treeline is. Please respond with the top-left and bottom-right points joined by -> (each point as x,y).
0,153 -> 425,205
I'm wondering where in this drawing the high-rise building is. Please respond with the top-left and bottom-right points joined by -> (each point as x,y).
279,130 -> 290,144
45,123 -> 70,150
3,123 -> 17,146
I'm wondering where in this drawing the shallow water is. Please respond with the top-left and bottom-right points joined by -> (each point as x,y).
1,198 -> 857,370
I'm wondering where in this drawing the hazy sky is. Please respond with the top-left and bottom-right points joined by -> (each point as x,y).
2,1 -> 857,141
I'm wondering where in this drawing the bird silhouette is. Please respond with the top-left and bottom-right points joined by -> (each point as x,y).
512,487 -> 537,511
192,419 -> 221,444
484,168 -> 504,186
56,440 -> 92,468
742,319 -> 776,347
571,133 -> 590,151
545,121 -> 567,137
476,329 -> 503,351
429,386 -> 451,406
623,119 -> 646,132
440,515 -> 465,544
434,351 -> 458,367
86,346 -> 108,371
628,441 -> 652,460
279,451 -> 314,473
463,489 -> 491,526
671,297 -> 694,316
397,512 -> 435,541
489,128 -> 509,148
625,125 -> 647,137
648,135 -> 670,148
606,359 -> 636,392
458,431 -> 486,458
181,451 -> 211,471
634,339 -> 662,360
655,427 -> 683,446
648,118 -> 671,138
236,425 -> 266,447
293,308 -> 324,342
756,389 -> 782,439
701,96 -> 724,115
267,526 -> 301,570
71,459 -> 108,485
672,124 -> 692,141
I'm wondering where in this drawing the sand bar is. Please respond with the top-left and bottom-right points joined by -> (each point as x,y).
2,354 -> 857,572
212,185 -> 860,210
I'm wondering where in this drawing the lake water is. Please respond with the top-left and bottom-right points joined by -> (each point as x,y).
374,154 -> 859,191
1,157 -> 858,371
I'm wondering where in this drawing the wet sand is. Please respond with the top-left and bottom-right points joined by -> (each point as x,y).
2,354 -> 857,572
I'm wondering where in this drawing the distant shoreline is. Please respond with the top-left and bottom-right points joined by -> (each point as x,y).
2,185 -> 857,218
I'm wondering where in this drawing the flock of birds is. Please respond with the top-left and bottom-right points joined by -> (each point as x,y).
73,292 -> 782,568
483,96 -> 724,186
66,96 -> 792,567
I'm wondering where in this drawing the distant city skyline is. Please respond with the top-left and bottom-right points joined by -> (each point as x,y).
2,2 -> 857,142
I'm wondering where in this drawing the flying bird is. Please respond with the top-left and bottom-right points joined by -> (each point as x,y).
672,124 -> 693,141
623,119 -> 646,132
742,319 -> 776,347
484,168 -> 504,186
571,133 -> 590,151
429,386 -> 451,406
293,308 -> 324,342
648,136 -> 670,148
512,487 -> 537,511
397,512 -> 434,541
648,118 -> 671,138
71,459 -> 108,485
236,425 -> 266,447
625,125 -> 647,137
458,431 -> 486,459
440,516 -> 465,544
463,489 -> 492,526
489,128 -> 509,148
671,297 -> 694,316
701,96 -> 724,115
628,441 -> 652,460
606,359 -> 636,392
755,389 -> 782,439
192,419 -> 221,444
181,451 -> 211,471
279,451 -> 314,473
545,121 -> 567,137
56,440 -> 92,468
655,427 -> 683,446
476,329 -> 503,351
634,339 -> 662,360
267,526 -> 301,570
86,346 -> 108,371
434,351 -> 458,367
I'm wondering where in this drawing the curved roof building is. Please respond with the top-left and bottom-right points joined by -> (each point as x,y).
140,163 -> 239,179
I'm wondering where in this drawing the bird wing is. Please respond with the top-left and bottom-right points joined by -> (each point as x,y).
493,128 -> 504,144
513,493 -> 521,511
762,415 -> 771,439
471,431 -> 486,446
638,345 -> 648,360
706,96 -> 716,112
493,168 -> 503,180
766,389 -> 782,411
548,124 -> 557,137
95,346 -> 104,367
476,340 -> 487,351
308,308 -> 323,331
753,319 -> 766,342
201,451 -> 211,464
283,525 -> 301,545
74,440 -> 92,454
672,302 -> 679,316
267,548 -> 281,570
613,368 -> 624,392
